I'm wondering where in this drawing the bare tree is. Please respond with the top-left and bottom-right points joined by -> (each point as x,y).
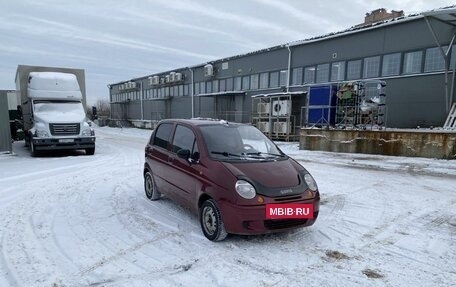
96,99 -> 111,117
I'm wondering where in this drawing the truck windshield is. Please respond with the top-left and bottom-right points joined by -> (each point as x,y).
33,100 -> 84,114
200,124 -> 286,161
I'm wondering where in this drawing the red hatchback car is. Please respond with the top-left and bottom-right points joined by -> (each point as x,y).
144,119 -> 320,241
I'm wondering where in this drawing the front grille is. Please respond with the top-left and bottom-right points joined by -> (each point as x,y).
264,219 -> 308,230
49,123 -> 80,136
274,196 -> 302,202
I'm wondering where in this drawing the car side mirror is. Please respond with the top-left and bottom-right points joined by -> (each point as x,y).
177,149 -> 191,159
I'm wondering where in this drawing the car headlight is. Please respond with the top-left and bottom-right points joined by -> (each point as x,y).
235,180 -> 256,199
304,173 -> 318,191
81,128 -> 93,136
36,129 -> 49,138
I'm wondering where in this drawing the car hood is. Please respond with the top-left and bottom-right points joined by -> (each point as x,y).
222,159 -> 306,197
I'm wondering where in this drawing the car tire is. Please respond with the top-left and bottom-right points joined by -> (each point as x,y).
144,171 -> 161,201
85,147 -> 95,155
200,199 -> 227,242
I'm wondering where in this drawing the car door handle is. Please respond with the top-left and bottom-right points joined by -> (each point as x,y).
167,156 -> 173,163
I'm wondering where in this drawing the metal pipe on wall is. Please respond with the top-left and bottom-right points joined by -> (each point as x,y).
287,45 -> 291,93
140,81 -> 144,120
188,67 -> 194,118
425,16 -> 450,112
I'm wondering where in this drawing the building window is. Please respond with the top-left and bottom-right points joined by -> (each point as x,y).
331,62 -> 345,81
184,84 -> 189,96
382,53 -> 401,76
242,76 -> 250,90
346,60 -> 361,80
363,56 -> 380,78
234,76 -> 242,91
226,78 -> 233,90
219,79 -> 226,92
450,45 -> 456,69
206,81 -> 212,94
425,47 -> 446,72
403,51 -> 422,74
178,85 -> 184,96
212,80 -> 219,93
174,86 -> 179,96
250,74 -> 259,90
269,71 -> 279,88
259,72 -> 268,89
279,70 -> 288,87
304,66 -> 316,84
292,67 -> 303,85
316,63 -> 330,83
200,82 -> 206,94
194,82 -> 200,95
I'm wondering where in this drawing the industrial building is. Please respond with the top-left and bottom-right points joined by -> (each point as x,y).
0,90 -> 15,153
109,6 -> 456,133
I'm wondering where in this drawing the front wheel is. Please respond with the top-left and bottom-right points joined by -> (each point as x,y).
30,141 -> 37,157
144,171 -> 161,201
200,199 -> 227,241
85,147 -> 95,155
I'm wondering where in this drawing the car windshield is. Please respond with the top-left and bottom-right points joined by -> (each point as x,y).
200,124 -> 285,161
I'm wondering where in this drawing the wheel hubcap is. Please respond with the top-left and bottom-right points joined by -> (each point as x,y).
145,175 -> 153,197
203,206 -> 217,235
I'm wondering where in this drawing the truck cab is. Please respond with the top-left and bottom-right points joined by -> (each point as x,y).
18,70 -> 95,156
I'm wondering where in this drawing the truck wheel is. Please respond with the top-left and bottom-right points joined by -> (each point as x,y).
30,141 -> 37,157
200,199 -> 227,241
85,147 -> 95,155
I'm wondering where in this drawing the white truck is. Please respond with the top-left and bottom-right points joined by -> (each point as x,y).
15,65 -> 95,156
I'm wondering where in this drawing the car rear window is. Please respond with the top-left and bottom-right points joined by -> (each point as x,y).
153,123 -> 173,149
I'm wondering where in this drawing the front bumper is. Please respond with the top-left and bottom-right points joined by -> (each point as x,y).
219,196 -> 320,235
32,136 -> 96,151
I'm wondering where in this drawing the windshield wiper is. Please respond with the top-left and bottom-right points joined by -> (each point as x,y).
245,152 -> 286,157
211,151 -> 244,158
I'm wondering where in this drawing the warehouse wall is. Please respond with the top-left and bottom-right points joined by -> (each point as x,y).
109,16 -> 456,128
0,92 -> 12,153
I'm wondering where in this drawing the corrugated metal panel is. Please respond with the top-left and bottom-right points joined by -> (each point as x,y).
0,92 -> 12,153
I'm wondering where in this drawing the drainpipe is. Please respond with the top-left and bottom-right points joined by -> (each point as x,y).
188,67 -> 194,118
425,16 -> 450,112
107,84 -> 112,119
140,81 -> 144,120
287,45 -> 292,93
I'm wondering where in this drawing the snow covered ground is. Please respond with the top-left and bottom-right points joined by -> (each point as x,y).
0,126 -> 455,287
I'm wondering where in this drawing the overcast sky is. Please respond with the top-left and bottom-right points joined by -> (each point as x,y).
1,0 -> 455,105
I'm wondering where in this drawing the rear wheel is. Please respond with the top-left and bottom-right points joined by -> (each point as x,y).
200,199 -> 227,241
85,147 -> 95,155
144,171 -> 161,200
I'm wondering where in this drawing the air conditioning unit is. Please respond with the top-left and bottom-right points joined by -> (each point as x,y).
119,84 -> 124,91
165,75 -> 170,83
131,82 -> 137,89
257,121 -> 270,133
169,72 -> 176,82
257,102 -> 270,115
204,64 -> 214,77
272,100 -> 290,116
150,76 -> 159,85
273,122 -> 290,134
175,72 -> 183,81
160,77 -> 165,84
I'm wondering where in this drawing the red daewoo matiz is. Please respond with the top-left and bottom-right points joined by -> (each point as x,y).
144,119 -> 320,241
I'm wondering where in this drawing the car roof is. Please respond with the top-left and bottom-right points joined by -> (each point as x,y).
159,118 -> 245,127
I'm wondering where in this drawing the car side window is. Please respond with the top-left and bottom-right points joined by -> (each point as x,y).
172,125 -> 199,158
153,123 -> 173,150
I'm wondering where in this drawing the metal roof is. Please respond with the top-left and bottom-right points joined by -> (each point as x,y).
110,5 -> 456,87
